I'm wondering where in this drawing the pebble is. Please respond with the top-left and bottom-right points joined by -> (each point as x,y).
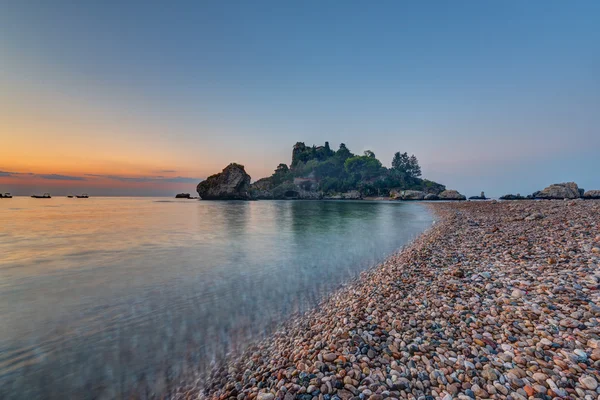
578,375 -> 598,390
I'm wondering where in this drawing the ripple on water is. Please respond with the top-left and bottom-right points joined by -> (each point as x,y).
0,198 -> 433,399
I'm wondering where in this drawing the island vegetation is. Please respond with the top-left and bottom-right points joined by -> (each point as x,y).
250,142 -> 446,199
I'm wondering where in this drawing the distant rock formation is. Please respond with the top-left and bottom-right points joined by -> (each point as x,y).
583,190 -> 600,199
500,193 -> 528,200
196,163 -> 251,200
175,193 -> 191,199
469,191 -> 487,200
438,190 -> 466,201
388,189 -> 465,201
534,182 -> 581,200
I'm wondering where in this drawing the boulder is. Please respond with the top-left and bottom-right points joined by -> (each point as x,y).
196,163 -> 252,200
534,182 -> 581,200
584,190 -> 600,199
439,190 -> 466,200
389,189 -> 402,200
175,193 -> 191,199
323,190 -> 362,200
401,190 -> 426,200
389,189 -> 426,200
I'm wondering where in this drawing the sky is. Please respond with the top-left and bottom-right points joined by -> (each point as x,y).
1,1 -> 598,197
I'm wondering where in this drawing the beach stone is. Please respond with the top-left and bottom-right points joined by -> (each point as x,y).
559,318 -> 580,328
532,373 -> 548,383
578,375 -> 598,390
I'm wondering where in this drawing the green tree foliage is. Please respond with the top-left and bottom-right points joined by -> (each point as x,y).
408,155 -> 422,177
363,150 -> 376,158
335,143 -> 353,162
271,163 -> 292,185
392,152 -> 422,178
344,154 -> 382,180
263,142 -> 440,196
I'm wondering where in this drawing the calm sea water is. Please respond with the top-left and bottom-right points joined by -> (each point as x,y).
0,197 -> 432,399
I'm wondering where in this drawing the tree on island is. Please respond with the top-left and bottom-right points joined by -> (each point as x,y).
392,152 -> 421,178
271,163 -> 291,185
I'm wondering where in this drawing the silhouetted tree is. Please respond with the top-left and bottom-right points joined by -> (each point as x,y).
408,155 -> 422,177
363,150 -> 376,158
392,151 -> 421,178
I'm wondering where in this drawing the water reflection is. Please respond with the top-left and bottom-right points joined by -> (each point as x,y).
0,198 -> 432,399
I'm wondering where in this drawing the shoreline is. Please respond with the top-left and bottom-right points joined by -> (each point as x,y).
175,200 -> 600,400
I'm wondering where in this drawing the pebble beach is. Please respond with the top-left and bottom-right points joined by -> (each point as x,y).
177,200 -> 600,400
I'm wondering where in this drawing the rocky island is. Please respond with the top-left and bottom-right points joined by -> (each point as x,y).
501,182 -> 600,201
197,163 -> 252,200
196,142 -> 466,201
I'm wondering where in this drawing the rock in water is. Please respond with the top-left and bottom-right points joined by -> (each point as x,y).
534,182 -> 581,199
439,189 -> 466,200
175,193 -> 191,199
469,191 -> 487,200
196,163 -> 252,200
500,193 -> 526,200
583,190 -> 600,199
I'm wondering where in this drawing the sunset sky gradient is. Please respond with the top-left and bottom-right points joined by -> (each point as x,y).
1,1 -> 599,196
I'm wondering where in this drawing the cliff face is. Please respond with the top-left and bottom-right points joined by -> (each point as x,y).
197,163 -> 251,200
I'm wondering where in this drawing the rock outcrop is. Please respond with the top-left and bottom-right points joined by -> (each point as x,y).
196,163 -> 251,200
323,190 -> 362,200
249,178 -> 275,199
273,182 -> 322,199
438,190 -> 466,201
500,193 -> 528,200
390,189 -> 426,200
584,190 -> 600,199
534,182 -> 581,200
424,193 -> 439,200
469,191 -> 487,200
175,193 -> 191,199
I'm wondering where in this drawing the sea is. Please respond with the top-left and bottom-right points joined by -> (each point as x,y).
0,197 -> 433,399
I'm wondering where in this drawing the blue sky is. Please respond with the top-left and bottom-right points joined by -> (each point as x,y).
1,1 -> 599,196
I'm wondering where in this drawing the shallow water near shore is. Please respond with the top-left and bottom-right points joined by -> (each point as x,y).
0,197 -> 432,399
